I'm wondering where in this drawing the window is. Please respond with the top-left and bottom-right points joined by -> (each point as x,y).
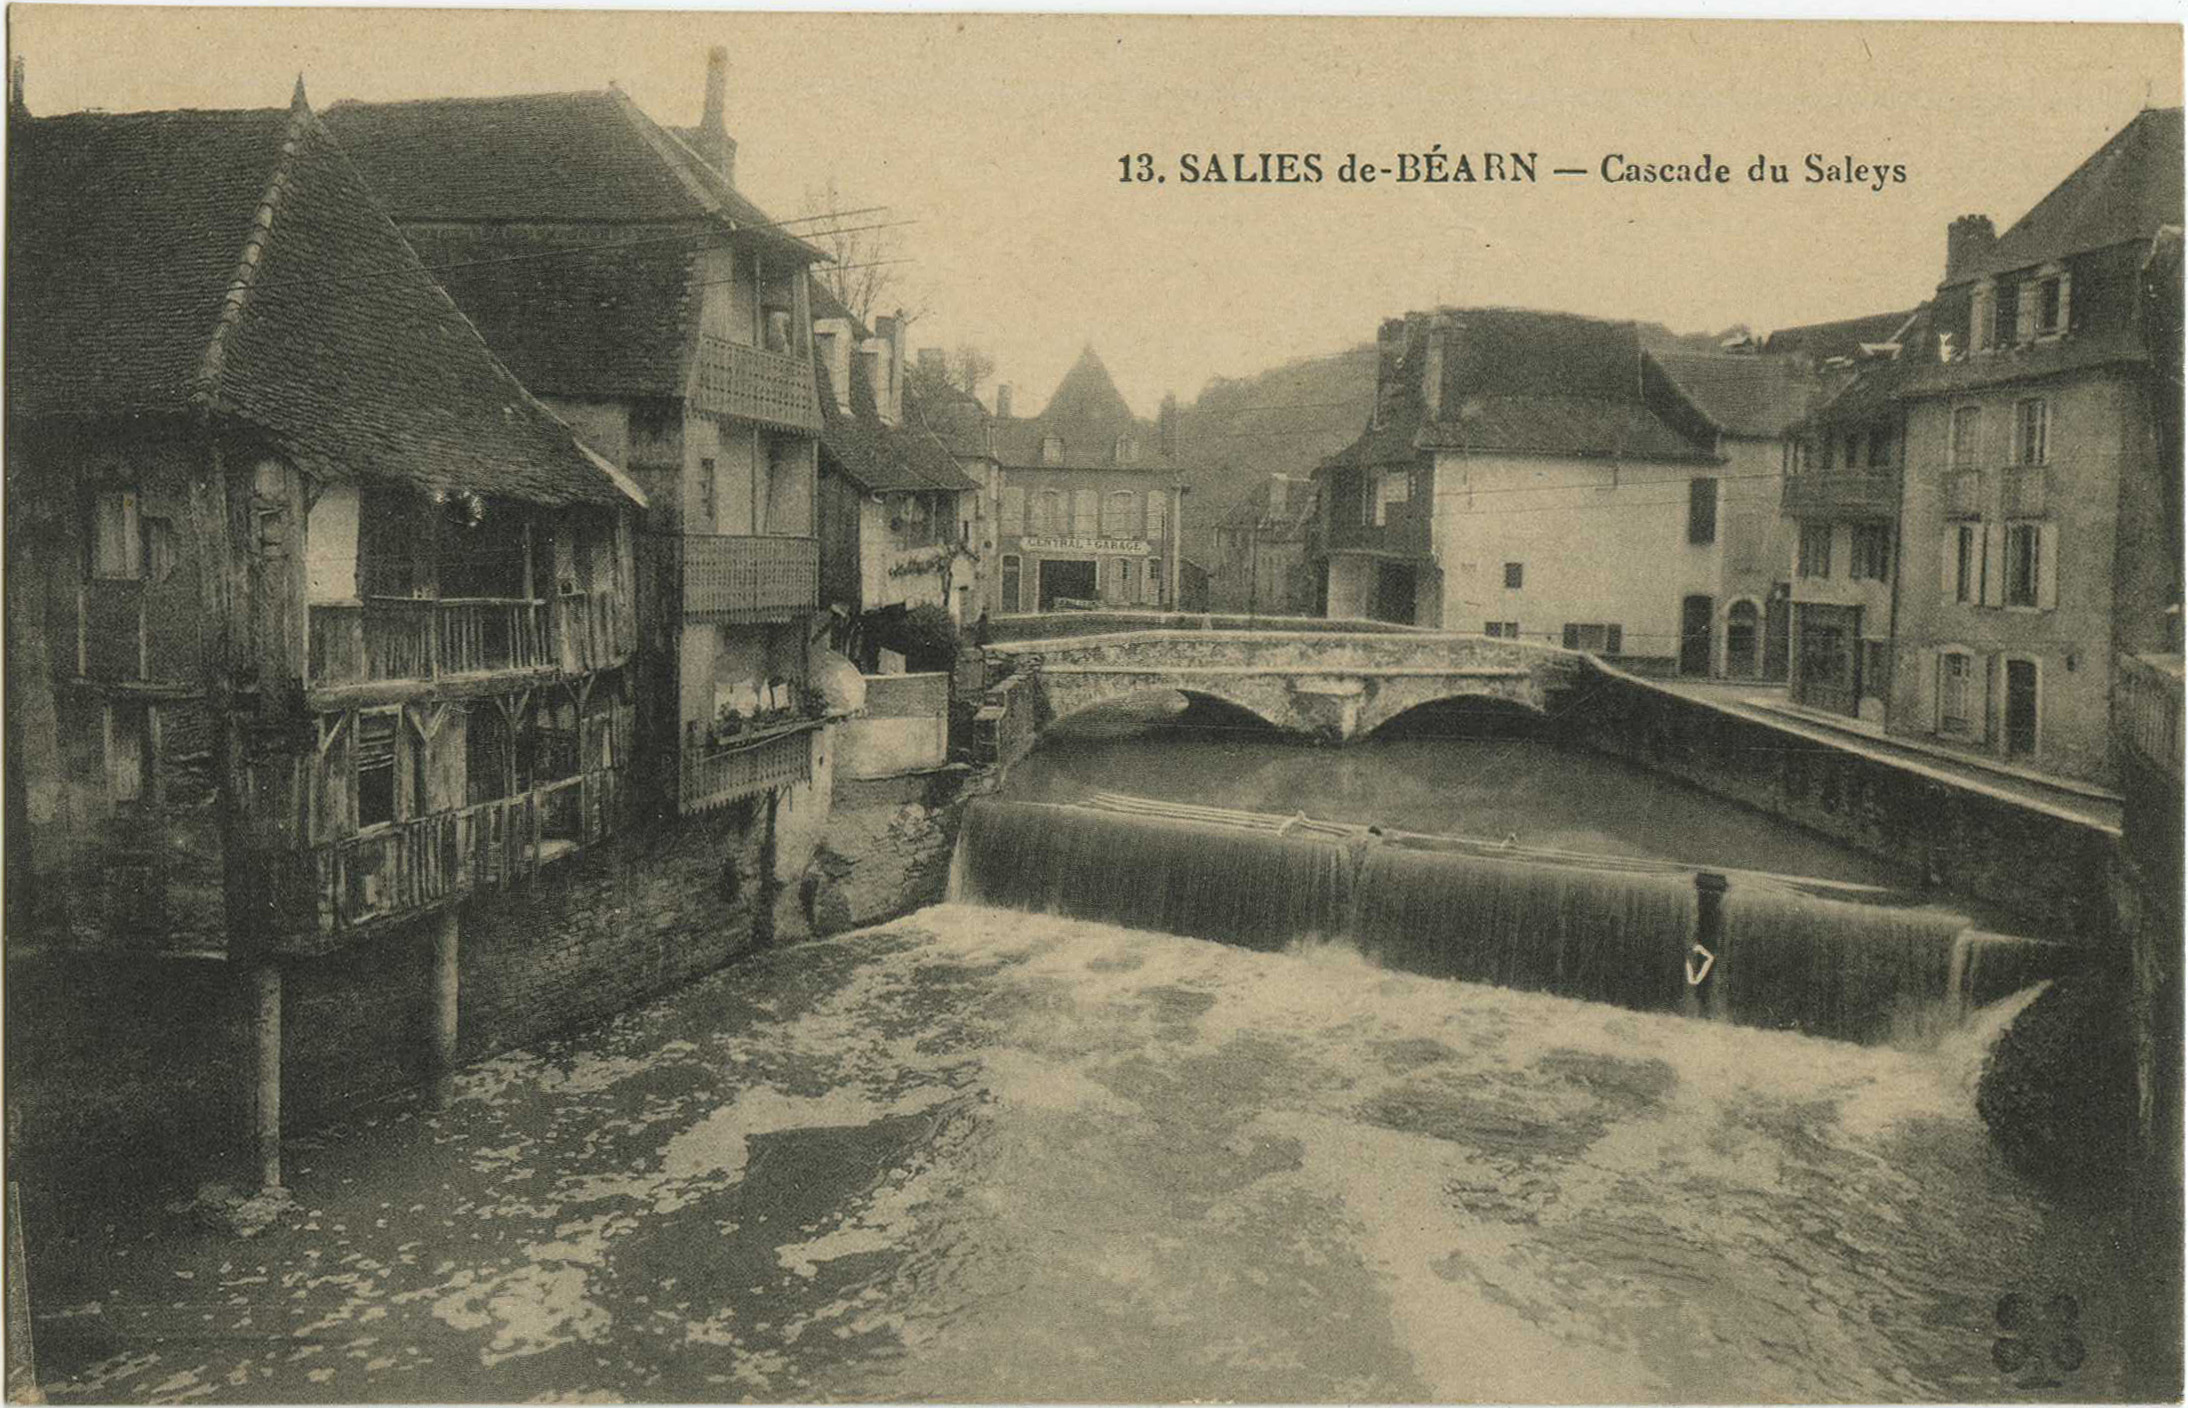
1950,407 -> 1981,469
357,709 -> 400,829
1993,279 -> 2019,347
1114,435 -> 1138,466
1849,524 -> 1891,581
1483,621 -> 1520,639
90,489 -> 143,579
1373,470 -> 1410,527
104,702 -> 146,803
1146,492 -> 1167,540
1001,555 -> 1022,612
2036,276 -> 2063,335
1115,558 -> 1137,601
1939,651 -> 1976,735
1102,491 -> 1136,539
1499,562 -> 1524,591
2004,522 -> 2042,607
1865,428 -> 1895,469
1071,489 -> 1099,539
1799,522 -> 1833,579
1033,490 -> 1064,536
1000,486 -> 1025,535
1687,477 -> 1718,545
1946,522 -> 1982,604
1561,623 -> 1622,654
1147,558 -> 1164,604
1041,434 -> 1064,466
2014,399 -> 2048,466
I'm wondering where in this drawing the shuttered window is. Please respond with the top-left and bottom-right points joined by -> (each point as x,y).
1071,490 -> 1099,538
1000,486 -> 1025,535
1102,491 -> 1136,539
1687,478 -> 1718,545
1146,492 -> 1167,539
357,710 -> 401,829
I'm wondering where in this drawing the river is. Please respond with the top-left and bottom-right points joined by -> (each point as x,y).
26,701 -> 2151,1402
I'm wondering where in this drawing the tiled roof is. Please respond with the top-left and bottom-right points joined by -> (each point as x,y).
906,379 -> 995,461
1957,107 -> 2184,283
7,94 -> 631,508
993,346 -> 1175,471
1894,326 -> 2151,398
818,356 -> 978,496
1761,308 -> 1924,362
396,223 -> 697,400
1324,308 -> 1717,466
1653,352 -> 1824,438
325,90 -> 822,259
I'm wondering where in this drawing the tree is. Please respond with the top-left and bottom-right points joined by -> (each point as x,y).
800,176 -> 923,328
947,345 -> 997,399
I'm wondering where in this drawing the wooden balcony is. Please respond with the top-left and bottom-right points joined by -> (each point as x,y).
1320,499 -> 1432,559
307,596 -> 604,690
681,534 -> 819,623
1781,470 -> 1900,520
692,334 -> 823,433
272,768 -> 621,950
680,721 -> 815,815
2117,653 -> 2183,779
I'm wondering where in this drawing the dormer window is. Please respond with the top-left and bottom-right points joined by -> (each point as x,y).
2034,266 -> 2070,338
1041,434 -> 1064,466
1114,434 -> 1138,466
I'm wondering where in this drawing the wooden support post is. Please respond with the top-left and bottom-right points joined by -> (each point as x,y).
430,910 -> 460,1108
251,962 -> 282,1191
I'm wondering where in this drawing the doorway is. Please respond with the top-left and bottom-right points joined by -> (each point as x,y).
1679,594 -> 1714,676
2004,658 -> 2038,757
1794,604 -> 1860,717
1037,558 -> 1097,610
1725,600 -> 1759,678
1763,591 -> 1791,680
1370,563 -> 1417,624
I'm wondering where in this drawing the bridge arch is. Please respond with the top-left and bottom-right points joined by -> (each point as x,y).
1360,691 -> 1552,741
1040,685 -> 1292,740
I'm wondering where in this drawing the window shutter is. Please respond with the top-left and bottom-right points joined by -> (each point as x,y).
1981,522 -> 2006,606
1606,625 -> 1623,655
2015,282 -> 2040,343
2036,523 -> 2058,610
1939,527 -> 1959,598
2056,270 -> 2073,333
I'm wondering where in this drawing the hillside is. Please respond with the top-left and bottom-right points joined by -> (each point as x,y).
1169,320 -> 1749,562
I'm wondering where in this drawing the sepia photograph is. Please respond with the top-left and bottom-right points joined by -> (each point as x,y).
2,7 -> 2183,1402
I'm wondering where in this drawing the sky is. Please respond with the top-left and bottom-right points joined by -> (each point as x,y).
11,9 -> 2182,417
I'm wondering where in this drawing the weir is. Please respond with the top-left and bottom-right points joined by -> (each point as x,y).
952,796 -> 2071,1045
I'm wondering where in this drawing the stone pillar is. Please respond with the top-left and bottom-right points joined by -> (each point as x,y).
430,910 -> 460,1109
250,962 -> 282,1191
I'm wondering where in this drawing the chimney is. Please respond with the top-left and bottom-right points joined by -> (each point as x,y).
874,313 -> 905,425
995,384 -> 1013,418
9,57 -> 24,115
698,46 -> 737,186
1422,312 -> 1455,420
917,347 -> 946,377
1945,214 -> 1996,282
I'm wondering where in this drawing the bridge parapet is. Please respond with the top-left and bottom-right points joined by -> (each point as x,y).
987,628 -> 1586,742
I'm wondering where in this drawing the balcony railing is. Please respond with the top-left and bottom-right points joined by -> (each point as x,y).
2117,653 -> 2183,778
274,767 -> 621,945
1781,470 -> 1901,520
692,335 -> 823,433
680,721 -> 815,815
309,596 -> 570,689
1943,469 -> 1983,518
1320,499 -> 1432,558
2000,465 -> 2052,519
681,534 -> 819,622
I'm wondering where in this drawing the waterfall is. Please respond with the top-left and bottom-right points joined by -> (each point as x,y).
951,797 -> 2071,1045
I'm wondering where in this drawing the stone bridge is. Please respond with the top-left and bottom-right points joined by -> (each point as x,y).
982,628 -> 1588,745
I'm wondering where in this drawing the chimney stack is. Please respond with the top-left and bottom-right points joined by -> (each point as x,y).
1372,316 -> 1413,428
1422,312 -> 1455,420
873,313 -> 906,425
995,384 -> 1013,418
698,46 -> 737,186
1945,214 -> 1996,283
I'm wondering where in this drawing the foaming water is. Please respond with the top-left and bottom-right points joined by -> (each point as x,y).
955,797 -> 2069,1048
